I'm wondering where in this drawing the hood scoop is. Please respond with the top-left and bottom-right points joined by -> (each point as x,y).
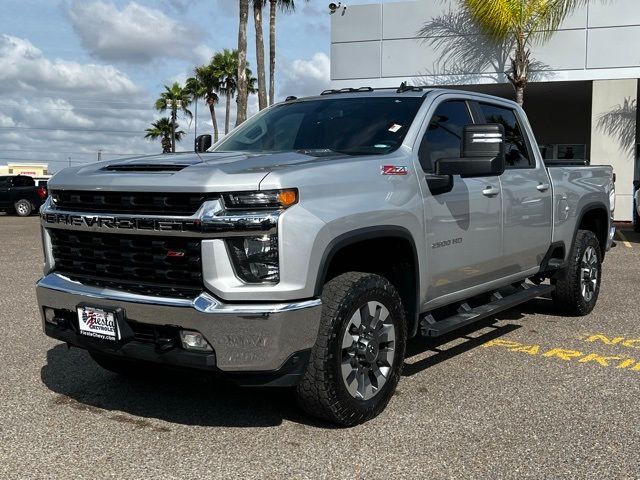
102,163 -> 189,172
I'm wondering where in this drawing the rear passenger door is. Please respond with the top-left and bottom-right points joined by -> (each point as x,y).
0,177 -> 11,207
476,102 -> 552,274
417,98 -> 504,304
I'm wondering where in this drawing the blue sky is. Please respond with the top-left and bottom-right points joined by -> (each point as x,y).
0,0 -> 356,171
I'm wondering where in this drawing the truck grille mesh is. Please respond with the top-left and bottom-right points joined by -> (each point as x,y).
49,190 -> 217,216
50,230 -> 203,299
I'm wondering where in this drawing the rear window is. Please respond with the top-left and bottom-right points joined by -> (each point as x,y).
12,176 -> 35,187
478,103 -> 533,168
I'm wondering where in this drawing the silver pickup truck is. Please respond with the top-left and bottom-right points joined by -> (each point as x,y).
37,87 -> 615,426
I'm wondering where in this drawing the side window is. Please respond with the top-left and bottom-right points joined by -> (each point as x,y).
418,101 -> 472,172
478,103 -> 532,168
13,176 -> 32,187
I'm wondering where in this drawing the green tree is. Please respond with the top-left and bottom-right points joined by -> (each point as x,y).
267,0 -> 309,105
154,82 -> 193,153
462,0 -> 587,105
236,0 -> 250,126
145,117 -> 186,153
213,49 -> 257,135
186,65 -> 221,142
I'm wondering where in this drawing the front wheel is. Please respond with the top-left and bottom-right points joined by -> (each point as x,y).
295,272 -> 407,426
553,230 -> 602,315
14,199 -> 32,217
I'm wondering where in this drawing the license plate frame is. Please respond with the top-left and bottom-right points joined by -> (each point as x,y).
76,305 -> 122,342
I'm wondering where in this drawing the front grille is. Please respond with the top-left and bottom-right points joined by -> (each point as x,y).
50,190 -> 217,216
50,230 -> 203,298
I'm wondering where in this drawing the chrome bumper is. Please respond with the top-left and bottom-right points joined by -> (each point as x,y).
36,273 -> 322,372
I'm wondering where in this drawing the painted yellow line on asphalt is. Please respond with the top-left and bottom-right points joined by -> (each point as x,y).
617,230 -> 632,248
483,338 -> 640,374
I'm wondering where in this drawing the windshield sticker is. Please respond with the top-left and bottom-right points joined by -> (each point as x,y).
382,165 -> 408,176
388,124 -> 402,133
374,144 -> 389,149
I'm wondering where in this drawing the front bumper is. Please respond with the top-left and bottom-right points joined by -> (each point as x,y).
37,273 -> 322,376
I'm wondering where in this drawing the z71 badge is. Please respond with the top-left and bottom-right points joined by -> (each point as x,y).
382,165 -> 408,176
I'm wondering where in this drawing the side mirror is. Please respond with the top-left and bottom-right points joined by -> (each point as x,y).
435,124 -> 506,178
195,134 -> 212,153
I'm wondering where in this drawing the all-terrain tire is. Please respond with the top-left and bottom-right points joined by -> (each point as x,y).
14,199 -> 32,217
553,230 -> 602,316
295,272 -> 407,426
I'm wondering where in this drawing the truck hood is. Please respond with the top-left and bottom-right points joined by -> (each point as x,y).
47,150 -> 347,192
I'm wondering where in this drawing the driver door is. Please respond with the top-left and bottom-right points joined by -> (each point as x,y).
417,99 -> 504,305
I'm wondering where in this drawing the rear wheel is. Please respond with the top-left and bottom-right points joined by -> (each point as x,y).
553,230 -> 602,315
634,199 -> 640,233
14,199 -> 32,217
295,272 -> 407,426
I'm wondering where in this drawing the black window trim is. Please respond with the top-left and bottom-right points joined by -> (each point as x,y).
416,97 -> 477,174
473,100 -> 537,170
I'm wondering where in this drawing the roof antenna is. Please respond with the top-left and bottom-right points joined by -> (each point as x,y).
396,81 -> 410,93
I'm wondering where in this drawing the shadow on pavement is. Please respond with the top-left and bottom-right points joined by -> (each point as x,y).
41,344 -> 327,429
402,297 -> 561,377
41,298 -> 558,428
615,223 -> 640,244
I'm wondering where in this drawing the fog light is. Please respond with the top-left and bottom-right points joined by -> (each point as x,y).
44,308 -> 56,324
179,330 -> 213,352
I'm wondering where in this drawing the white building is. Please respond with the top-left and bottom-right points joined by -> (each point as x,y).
331,0 -> 639,220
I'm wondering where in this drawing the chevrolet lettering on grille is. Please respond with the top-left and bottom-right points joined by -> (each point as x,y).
41,213 -> 198,232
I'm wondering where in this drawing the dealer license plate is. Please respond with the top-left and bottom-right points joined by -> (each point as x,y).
77,306 -> 119,342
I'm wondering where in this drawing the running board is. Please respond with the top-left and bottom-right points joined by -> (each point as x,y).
420,283 -> 555,337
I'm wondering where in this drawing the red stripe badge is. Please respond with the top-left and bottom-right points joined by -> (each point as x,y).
382,165 -> 408,175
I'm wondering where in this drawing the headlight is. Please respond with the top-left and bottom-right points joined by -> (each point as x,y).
226,235 -> 279,283
222,189 -> 298,210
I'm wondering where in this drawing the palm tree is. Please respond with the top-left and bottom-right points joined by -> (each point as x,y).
145,117 -> 186,153
462,0 -> 588,105
236,0 -> 250,126
268,0 -> 308,105
186,65 -> 221,142
253,0 -> 268,110
154,82 -> 193,152
213,49 -> 257,135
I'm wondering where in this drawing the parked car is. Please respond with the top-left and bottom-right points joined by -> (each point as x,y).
0,175 -> 47,216
36,87 -> 615,426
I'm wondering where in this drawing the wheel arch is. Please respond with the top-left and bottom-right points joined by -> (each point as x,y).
314,226 -> 421,338
574,203 -> 610,259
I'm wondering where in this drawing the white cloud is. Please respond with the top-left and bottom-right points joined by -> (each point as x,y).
0,35 -> 161,172
279,52 -> 331,100
66,1 -> 205,64
0,35 -> 139,98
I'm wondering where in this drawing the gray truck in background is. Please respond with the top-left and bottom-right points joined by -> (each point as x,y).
36,87 -> 615,426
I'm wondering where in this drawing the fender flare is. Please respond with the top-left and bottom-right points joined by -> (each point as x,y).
313,225 -> 421,337
570,202 -> 610,259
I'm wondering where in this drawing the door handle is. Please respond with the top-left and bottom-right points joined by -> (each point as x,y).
537,183 -> 550,192
482,186 -> 500,197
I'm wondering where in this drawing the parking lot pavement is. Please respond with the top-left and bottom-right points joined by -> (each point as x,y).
2,216 -> 640,479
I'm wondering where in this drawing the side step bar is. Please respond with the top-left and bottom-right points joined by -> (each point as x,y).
420,283 -> 555,337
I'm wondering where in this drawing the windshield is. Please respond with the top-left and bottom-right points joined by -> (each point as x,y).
212,96 -> 423,155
